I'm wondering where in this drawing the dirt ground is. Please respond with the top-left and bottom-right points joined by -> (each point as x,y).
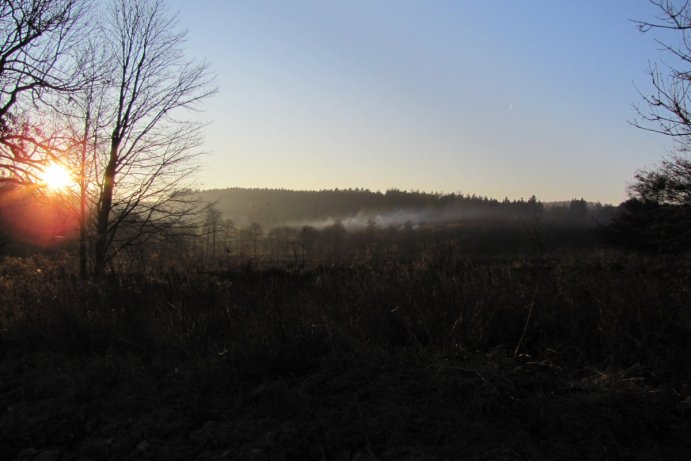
1,342 -> 689,461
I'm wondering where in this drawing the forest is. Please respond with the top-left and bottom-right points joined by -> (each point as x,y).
2,186 -> 618,269
0,0 -> 690,460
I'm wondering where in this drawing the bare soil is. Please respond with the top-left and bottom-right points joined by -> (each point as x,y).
1,342 -> 689,461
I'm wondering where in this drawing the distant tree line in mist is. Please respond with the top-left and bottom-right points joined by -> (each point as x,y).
194,188 -> 616,230
0,185 -> 620,269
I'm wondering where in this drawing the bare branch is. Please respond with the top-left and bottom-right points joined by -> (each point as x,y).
91,0 -> 216,275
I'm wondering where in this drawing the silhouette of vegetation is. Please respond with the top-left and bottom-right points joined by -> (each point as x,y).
83,0 -> 215,276
0,0 -> 87,185
610,0 -> 691,252
1,187 -> 690,459
195,187 -> 613,228
0,0 -> 215,277
0,2 -> 689,459
606,157 -> 691,252
0,248 -> 689,459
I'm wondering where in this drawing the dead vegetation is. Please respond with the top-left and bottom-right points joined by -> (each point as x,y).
1,250 -> 690,460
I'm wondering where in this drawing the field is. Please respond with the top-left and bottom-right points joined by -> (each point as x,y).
1,250 -> 690,460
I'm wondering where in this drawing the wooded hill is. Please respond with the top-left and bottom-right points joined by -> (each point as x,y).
194,187 -> 616,230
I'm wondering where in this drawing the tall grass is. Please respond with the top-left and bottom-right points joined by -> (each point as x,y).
2,249 -> 689,382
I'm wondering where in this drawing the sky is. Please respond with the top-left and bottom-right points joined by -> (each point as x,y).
167,0 -> 676,204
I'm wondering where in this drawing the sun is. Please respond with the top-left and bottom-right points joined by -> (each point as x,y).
39,163 -> 75,192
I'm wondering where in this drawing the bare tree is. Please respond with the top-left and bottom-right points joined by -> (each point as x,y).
608,1 -> 691,251
90,0 -> 215,275
54,37 -> 111,278
203,205 -> 222,260
222,217 -> 235,256
635,1 -> 691,146
248,222 -> 263,259
0,0 -> 87,185
630,2 -> 691,205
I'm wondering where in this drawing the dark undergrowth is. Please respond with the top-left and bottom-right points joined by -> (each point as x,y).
0,250 -> 690,460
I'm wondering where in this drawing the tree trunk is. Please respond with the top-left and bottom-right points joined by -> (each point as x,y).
94,140 -> 119,276
79,120 -> 90,279
79,182 -> 87,278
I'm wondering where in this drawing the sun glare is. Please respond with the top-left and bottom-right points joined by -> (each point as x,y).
40,163 -> 75,192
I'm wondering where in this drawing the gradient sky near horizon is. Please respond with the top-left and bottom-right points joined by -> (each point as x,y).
168,0 -> 676,204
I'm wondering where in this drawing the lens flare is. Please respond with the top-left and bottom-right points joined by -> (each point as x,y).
39,163 -> 74,192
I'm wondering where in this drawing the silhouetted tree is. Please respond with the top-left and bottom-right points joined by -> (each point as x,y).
204,206 -> 222,260
248,222 -> 263,259
266,227 -> 282,263
632,2 -> 691,181
222,218 -> 235,256
0,0 -> 87,185
608,157 -> 691,252
630,156 -> 691,206
90,0 -> 215,275
568,199 -> 588,220
635,2 -> 691,145
613,1 -> 691,251
323,219 -> 346,261
58,36 -> 109,278
299,225 -> 316,264
607,198 -> 690,252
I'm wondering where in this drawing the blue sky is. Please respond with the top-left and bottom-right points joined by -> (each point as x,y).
168,0 -> 674,203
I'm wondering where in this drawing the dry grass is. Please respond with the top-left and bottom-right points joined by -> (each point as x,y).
0,250 -> 690,459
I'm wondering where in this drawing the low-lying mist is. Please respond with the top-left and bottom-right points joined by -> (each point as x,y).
286,206 -> 510,231
194,188 -> 616,231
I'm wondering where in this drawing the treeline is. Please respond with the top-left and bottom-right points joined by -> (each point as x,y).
149,192 -> 613,271
190,217 -> 606,270
0,185 -> 620,269
195,187 -> 616,230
